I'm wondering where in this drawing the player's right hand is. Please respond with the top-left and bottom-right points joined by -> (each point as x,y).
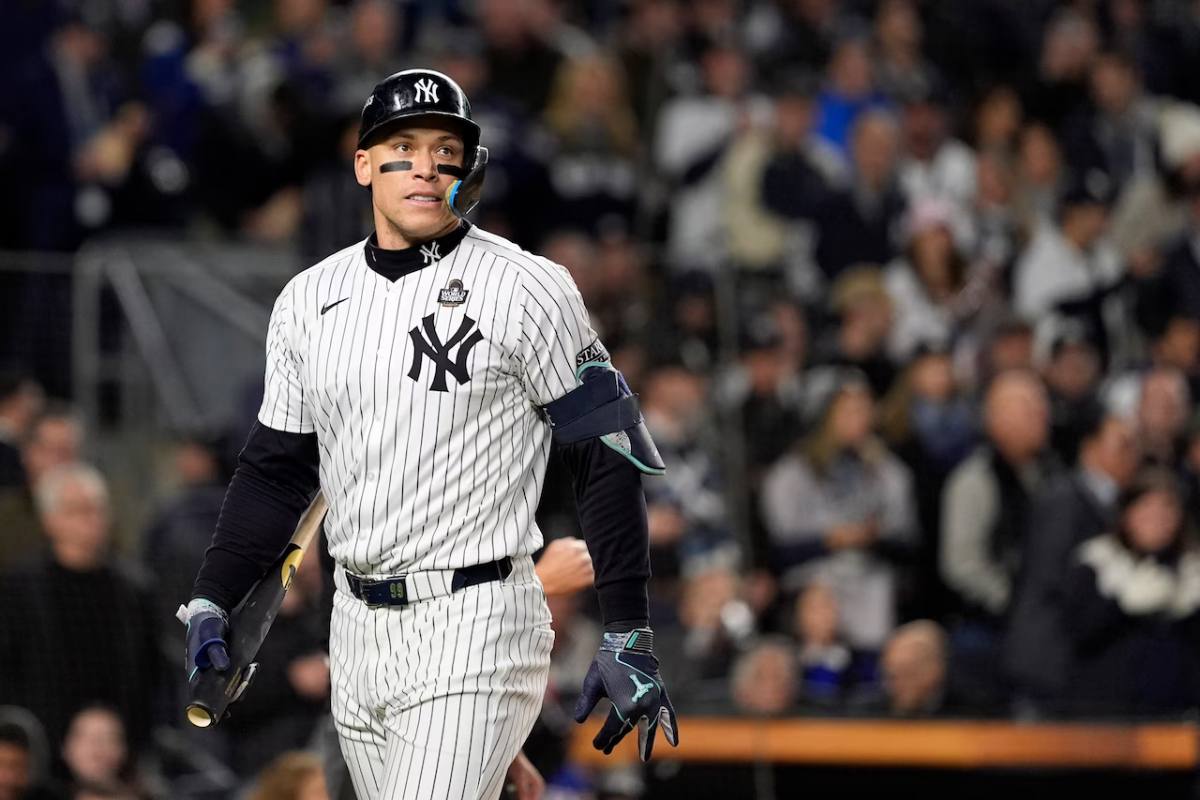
181,598 -> 231,678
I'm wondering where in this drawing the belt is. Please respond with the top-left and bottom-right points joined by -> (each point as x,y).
343,557 -> 513,608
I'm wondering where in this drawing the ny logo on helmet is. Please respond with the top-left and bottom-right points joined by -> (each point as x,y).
414,78 -> 439,104
408,314 -> 483,392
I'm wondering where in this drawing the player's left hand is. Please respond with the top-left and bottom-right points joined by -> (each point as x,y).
503,750 -> 544,800
572,627 -> 679,761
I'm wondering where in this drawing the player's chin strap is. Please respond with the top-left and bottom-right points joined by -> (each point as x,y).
542,363 -> 666,475
438,146 -> 489,219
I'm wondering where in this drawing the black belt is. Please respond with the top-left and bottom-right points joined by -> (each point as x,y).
344,557 -> 513,607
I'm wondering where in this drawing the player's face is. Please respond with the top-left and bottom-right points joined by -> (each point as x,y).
355,126 -> 465,245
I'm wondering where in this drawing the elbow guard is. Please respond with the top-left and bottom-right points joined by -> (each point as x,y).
542,364 -> 666,475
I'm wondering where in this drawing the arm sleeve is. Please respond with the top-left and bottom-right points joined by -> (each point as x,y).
520,259 -> 650,627
558,438 -> 650,627
192,422 -> 320,611
939,460 -> 1009,614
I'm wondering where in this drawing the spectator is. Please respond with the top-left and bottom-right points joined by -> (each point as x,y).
0,372 -> 43,490
0,716 -> 55,800
655,40 -> 762,273
330,0 -> 401,116
972,85 -> 1022,157
761,370 -> 916,650
878,620 -> 951,717
1039,323 -> 1103,465
61,707 -> 142,798
668,559 -> 754,707
1011,123 -> 1065,232
793,582 -> 851,708
976,316 -> 1035,387
872,0 -> 937,105
0,464 -> 157,753
1064,469 -> 1200,716
883,197 -> 974,362
542,55 -> 640,236
0,405 -> 84,569
615,0 -> 685,133
730,637 -> 798,716
1136,170 -> 1200,334
878,346 -> 975,616
896,84 -> 976,210
815,37 -> 890,157
639,364 -> 732,576
1005,406 -> 1140,712
736,71 -> 840,277
744,0 -> 846,78
1109,102 -> 1200,271
939,370 -> 1055,706
141,432 -> 228,675
810,112 -> 907,280
1061,51 -> 1157,190
1025,10 -> 1098,131
940,370 -> 1053,617
247,751 -> 327,800
812,266 -> 898,398
1135,367 -> 1191,470
1014,171 -> 1127,367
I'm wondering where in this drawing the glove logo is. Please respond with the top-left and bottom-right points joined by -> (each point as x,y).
630,673 -> 654,702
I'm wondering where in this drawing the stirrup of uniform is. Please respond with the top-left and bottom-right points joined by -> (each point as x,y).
542,363 -> 666,475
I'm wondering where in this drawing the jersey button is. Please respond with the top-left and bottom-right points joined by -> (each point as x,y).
366,472 -> 377,481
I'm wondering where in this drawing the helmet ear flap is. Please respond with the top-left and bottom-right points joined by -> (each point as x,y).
445,146 -> 489,219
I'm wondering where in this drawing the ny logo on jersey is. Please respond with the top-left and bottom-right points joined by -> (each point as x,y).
408,314 -> 484,392
420,241 -> 441,266
414,78 -> 439,104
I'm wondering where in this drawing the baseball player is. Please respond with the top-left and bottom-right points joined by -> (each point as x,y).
181,69 -> 678,800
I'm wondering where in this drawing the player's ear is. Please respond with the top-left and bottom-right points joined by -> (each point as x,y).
354,149 -> 372,188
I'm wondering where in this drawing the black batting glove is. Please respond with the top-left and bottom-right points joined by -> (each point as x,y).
179,598 -> 231,680
572,627 -> 679,761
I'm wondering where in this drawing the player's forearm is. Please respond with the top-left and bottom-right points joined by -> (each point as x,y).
192,422 -> 320,610
560,438 -> 651,628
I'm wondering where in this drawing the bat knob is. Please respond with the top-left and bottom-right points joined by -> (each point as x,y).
186,705 -> 216,728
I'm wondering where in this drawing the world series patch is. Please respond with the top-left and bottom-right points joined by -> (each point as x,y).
438,279 -> 469,307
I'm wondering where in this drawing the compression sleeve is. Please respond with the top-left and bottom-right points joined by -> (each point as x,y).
191,422 -> 320,611
558,437 -> 651,629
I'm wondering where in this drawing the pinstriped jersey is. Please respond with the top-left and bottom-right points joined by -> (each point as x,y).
258,226 -> 601,576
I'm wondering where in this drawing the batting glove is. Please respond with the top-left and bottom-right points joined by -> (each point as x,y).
572,627 -> 679,760
179,598 -> 231,680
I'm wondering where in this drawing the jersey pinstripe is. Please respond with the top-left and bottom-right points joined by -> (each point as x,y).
258,227 -> 599,577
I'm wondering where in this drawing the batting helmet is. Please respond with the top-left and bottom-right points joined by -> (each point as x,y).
358,69 -> 480,161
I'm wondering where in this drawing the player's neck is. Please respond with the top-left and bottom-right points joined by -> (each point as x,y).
375,215 -> 460,251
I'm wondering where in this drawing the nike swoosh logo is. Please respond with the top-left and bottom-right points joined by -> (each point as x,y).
320,298 -> 350,315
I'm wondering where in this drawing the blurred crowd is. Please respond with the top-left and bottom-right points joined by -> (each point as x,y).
5,0 -> 1200,797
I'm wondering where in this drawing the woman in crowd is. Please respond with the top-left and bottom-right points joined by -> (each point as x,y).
761,370 -> 917,652
1064,469 -> 1200,716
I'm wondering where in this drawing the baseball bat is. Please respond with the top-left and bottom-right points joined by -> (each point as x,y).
184,491 -> 328,728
